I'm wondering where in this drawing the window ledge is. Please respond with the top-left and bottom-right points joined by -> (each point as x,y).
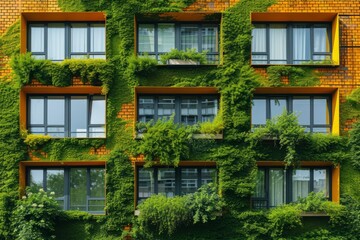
251,63 -> 339,68
135,133 -> 223,140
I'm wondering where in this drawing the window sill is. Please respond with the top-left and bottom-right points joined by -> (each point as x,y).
156,63 -> 219,67
251,63 -> 339,68
135,133 -> 223,140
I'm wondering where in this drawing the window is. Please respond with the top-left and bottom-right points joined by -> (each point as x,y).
27,167 -> 105,214
28,22 -> 105,61
251,23 -> 331,64
252,167 -> 331,208
251,95 -> 331,133
137,166 -> 216,203
138,23 -> 219,64
138,95 -> 219,125
28,95 -> 106,138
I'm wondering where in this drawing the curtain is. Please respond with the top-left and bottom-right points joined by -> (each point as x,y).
269,169 -> 286,207
292,169 -> 310,201
313,169 -> 329,197
90,97 -> 106,125
293,27 -> 310,62
71,23 -> 87,53
158,24 -> 175,53
202,26 -> 218,52
47,24 -> 65,61
252,25 -> 266,53
180,25 -> 198,51
269,24 -> 287,64
138,24 -> 155,53
90,24 -> 105,53
30,25 -> 44,52
314,27 -> 328,53
254,169 -> 265,198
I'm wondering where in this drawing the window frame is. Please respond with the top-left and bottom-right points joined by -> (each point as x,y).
137,94 -> 219,124
27,21 -> 106,61
136,166 -> 217,203
252,94 -> 332,133
27,94 -> 106,138
252,166 -> 332,209
251,22 -> 332,65
26,166 -> 106,214
137,22 -> 220,63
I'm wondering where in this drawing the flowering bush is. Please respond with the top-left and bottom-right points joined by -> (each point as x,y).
11,189 -> 61,240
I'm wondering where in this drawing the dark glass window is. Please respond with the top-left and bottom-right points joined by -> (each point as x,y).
138,94 -> 218,125
251,95 -> 331,133
252,167 -> 331,209
137,166 -> 216,203
138,23 -> 219,64
28,95 -> 106,138
251,23 -> 331,65
28,22 -> 105,61
27,167 -> 105,214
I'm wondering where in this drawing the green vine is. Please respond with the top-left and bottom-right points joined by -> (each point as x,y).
266,65 -> 320,87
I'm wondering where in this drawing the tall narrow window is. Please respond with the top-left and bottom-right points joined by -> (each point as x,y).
269,24 -> 287,64
293,26 -> 311,64
47,23 -> 65,61
180,25 -> 199,51
158,24 -> 175,53
269,169 -> 286,207
158,168 -> 176,197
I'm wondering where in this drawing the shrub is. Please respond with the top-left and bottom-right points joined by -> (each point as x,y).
349,121 -> 360,169
237,210 -> 270,239
160,48 -> 207,65
199,113 -> 224,135
136,195 -> 192,237
186,183 -> 224,224
24,134 -> 52,149
127,55 -> 157,75
268,204 -> 302,238
11,189 -> 61,240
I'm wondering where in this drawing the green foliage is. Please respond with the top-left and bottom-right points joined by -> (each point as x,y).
12,189 -> 61,240
198,112 -> 224,134
24,134 -> 52,149
0,192 -> 17,239
160,48 -> 207,64
136,195 -> 192,238
266,65 -> 320,87
104,150 -> 134,234
298,192 -> 344,217
237,211 -> 270,239
0,21 -> 20,58
186,183 -> 224,224
349,121 -> 360,169
127,55 -> 158,76
136,117 -> 193,166
268,204 -> 302,238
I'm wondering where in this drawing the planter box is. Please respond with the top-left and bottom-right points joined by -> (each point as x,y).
167,59 -> 200,65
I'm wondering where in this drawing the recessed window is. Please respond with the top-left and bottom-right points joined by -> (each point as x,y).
137,166 -> 216,203
27,167 -> 105,214
28,22 -> 105,61
252,167 -> 330,208
28,95 -> 106,138
251,23 -> 331,65
138,95 -> 219,125
251,95 -> 331,133
138,23 -> 219,64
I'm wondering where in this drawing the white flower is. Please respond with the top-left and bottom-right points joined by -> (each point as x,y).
51,235 -> 56,239
38,204 -> 44,208
21,196 -> 27,200
32,203 -> 37,208
39,188 -> 44,192
28,192 -> 32,196
50,192 -> 55,195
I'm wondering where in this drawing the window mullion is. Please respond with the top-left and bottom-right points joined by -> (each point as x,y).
155,24 -> 158,60
287,24 -> 292,64
154,96 -> 158,121
310,168 -> 314,193
310,96 -> 314,133
64,168 -> 70,210
87,96 -> 91,138
43,169 -> 47,191
65,23 -> 70,59
175,96 -> 180,123
87,23 -> 91,56
65,96 -> 70,137
86,168 -> 90,212
154,167 -> 158,194
310,25 -> 314,61
45,24 -> 48,59
198,24 -> 202,53
198,96 -> 202,124
44,96 -> 48,135
266,24 -> 270,64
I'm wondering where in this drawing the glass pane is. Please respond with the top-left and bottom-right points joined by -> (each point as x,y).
158,97 -> 175,120
90,96 -> 105,125
314,27 -> 330,53
89,168 -> 105,198
139,96 -> 155,122
269,169 -> 286,207
30,127 -> 45,134
180,25 -> 198,51
71,96 -> 87,137
292,169 -> 310,201
30,25 -> 44,52
293,97 -> 311,125
138,168 -> 154,199
70,168 -> 87,211
201,168 -> 216,185
47,97 -> 65,125
158,168 -> 176,197
254,169 -> 265,198
71,55 -> 88,59
89,127 -> 105,138
314,98 -> 329,125
29,169 -> 44,192
252,24 -> 266,53
202,26 -> 218,52
89,54 -> 106,59
313,127 -> 331,133
139,24 -> 155,52
181,98 -> 198,125
47,23 -> 65,61
181,168 -> 198,195
313,169 -> 329,197
158,24 -> 175,53
90,24 -> 105,53
293,26 -> 311,63
201,96 -> 218,122
252,99 -> 266,125
270,98 -> 286,119
252,55 -> 267,64
88,200 -> 105,212
71,23 -> 87,53
47,127 -> 65,138
30,98 -> 44,125
46,169 -> 64,199
32,55 -> 46,60
313,55 -> 331,61
269,24 -> 287,64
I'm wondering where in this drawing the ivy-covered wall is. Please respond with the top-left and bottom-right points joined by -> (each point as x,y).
1,0 -> 360,239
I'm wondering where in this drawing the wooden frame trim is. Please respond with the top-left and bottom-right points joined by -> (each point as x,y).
251,12 -> 337,23
19,161 -> 106,196
136,12 -> 221,22
135,86 -> 219,94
